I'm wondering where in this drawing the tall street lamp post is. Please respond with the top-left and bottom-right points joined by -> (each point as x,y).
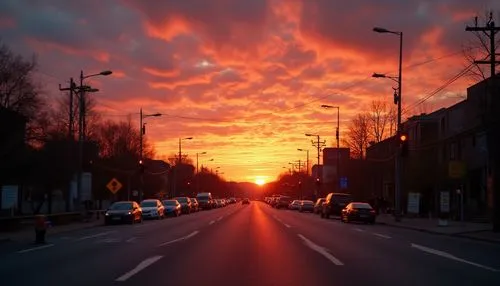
76,70 -> 112,210
373,26 -> 403,222
297,149 -> 309,176
139,109 -> 162,202
321,105 -> 341,191
196,152 -> 207,194
174,137 -> 193,197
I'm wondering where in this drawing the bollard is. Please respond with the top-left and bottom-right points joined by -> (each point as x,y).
34,215 -> 47,244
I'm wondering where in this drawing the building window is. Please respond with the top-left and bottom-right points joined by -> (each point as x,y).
450,142 -> 456,160
441,117 -> 446,136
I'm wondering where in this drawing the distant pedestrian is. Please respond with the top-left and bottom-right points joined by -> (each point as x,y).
34,215 -> 47,244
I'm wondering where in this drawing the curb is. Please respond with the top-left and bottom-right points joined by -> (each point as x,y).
0,220 -> 104,244
377,221 -> 499,243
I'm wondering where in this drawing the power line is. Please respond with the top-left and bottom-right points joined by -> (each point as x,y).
402,63 -> 473,115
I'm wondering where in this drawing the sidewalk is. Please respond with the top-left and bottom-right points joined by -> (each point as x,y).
376,214 -> 500,243
0,217 -> 104,243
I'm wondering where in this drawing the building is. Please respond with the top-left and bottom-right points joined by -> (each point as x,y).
366,77 -> 499,221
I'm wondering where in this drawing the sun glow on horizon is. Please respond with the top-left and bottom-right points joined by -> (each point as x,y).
255,178 -> 266,186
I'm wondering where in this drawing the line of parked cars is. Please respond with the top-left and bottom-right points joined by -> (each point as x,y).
264,192 -> 377,224
104,192 -> 240,225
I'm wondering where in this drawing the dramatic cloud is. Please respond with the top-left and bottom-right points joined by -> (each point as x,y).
1,0 -> 498,181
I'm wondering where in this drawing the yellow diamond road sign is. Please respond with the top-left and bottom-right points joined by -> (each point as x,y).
107,178 -> 123,194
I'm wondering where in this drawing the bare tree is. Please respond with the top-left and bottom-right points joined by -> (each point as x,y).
342,113 -> 370,159
49,91 -> 100,140
462,11 -> 500,81
0,42 -> 41,117
93,118 -> 155,160
367,99 -> 390,143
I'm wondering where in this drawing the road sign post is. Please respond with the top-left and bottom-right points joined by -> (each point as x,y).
106,178 -> 123,196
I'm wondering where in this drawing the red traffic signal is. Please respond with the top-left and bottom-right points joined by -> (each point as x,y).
399,133 -> 409,157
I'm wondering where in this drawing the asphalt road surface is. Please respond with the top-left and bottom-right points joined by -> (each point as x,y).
1,201 -> 500,286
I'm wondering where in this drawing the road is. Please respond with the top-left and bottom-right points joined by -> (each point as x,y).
1,201 -> 500,286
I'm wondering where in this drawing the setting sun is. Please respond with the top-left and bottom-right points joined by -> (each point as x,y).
255,178 -> 266,186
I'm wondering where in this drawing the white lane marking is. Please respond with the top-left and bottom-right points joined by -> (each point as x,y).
297,234 -> 344,266
411,243 -> 499,272
209,220 -> 215,225
115,255 -> 163,282
217,216 -> 223,221
100,238 -> 121,243
126,237 -> 137,243
284,223 -> 291,228
354,228 -> 365,232
158,231 -> 199,247
373,233 -> 391,239
17,244 -> 54,254
77,231 -> 113,241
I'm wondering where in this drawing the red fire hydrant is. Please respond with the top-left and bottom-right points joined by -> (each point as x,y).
34,215 -> 47,244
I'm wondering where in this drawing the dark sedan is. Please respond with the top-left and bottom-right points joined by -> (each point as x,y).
162,199 -> 181,217
175,197 -> 192,214
104,201 -> 142,225
341,202 -> 376,224
299,200 -> 315,212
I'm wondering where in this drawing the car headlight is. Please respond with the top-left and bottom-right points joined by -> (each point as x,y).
105,212 -> 110,216
127,211 -> 132,215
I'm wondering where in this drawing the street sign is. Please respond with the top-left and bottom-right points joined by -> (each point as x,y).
106,178 -> 123,194
340,177 -> 348,189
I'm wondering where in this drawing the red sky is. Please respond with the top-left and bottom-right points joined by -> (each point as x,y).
1,0 -> 499,183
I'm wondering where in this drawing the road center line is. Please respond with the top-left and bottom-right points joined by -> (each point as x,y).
283,223 -> 291,228
77,231 -> 113,241
297,234 -> 344,266
217,216 -> 223,221
158,231 -> 199,247
126,237 -> 137,243
17,244 -> 54,254
411,243 -> 499,272
209,220 -> 215,225
354,228 -> 365,232
373,233 -> 391,239
115,255 -> 163,282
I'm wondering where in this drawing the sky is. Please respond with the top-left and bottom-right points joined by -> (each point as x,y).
1,0 -> 499,183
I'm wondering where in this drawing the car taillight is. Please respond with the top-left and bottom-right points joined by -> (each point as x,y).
370,209 -> 376,213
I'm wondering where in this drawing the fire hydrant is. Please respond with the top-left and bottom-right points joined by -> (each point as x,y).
34,215 -> 47,244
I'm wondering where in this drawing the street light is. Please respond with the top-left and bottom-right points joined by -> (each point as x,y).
297,149 -> 309,175
196,152 -> 207,174
178,137 -> 193,164
373,26 -> 403,222
321,104 -> 341,191
139,108 -> 162,202
76,69 -> 112,211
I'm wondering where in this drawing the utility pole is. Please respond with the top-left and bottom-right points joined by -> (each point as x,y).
466,13 -> 500,231
307,134 -> 326,198
293,160 -> 305,173
59,78 -> 76,212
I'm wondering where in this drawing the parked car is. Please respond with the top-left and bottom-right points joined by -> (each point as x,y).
242,198 -> 250,204
105,201 -> 142,225
275,196 -> 292,209
190,198 -> 199,212
196,192 -> 213,210
162,199 -> 181,217
288,200 -> 302,210
140,199 -> 165,219
321,193 -> 353,219
175,197 -> 192,214
299,200 -> 315,212
341,202 -> 376,224
314,198 -> 326,214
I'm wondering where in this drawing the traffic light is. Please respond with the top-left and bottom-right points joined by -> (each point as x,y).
138,160 -> 145,173
399,132 -> 409,157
